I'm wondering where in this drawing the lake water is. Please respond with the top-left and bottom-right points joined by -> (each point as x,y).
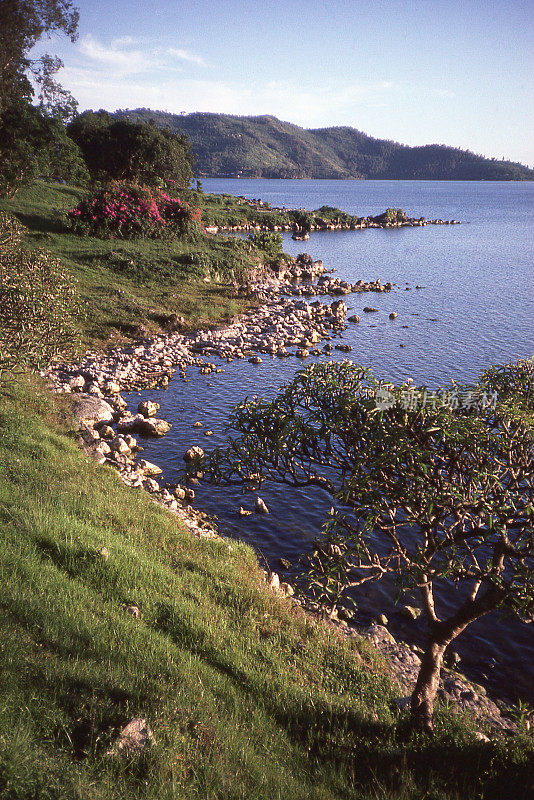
126,180 -> 534,705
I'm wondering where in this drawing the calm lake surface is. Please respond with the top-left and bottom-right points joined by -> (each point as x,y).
126,180 -> 534,704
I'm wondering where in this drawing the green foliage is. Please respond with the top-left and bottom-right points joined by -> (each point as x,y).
67,111 -> 193,187
0,1 -> 82,198
0,212 -> 79,384
206,360 -> 534,728
479,357 -> 534,409
290,209 -> 314,233
0,100 -> 89,198
313,206 -> 360,226
248,230 -> 284,260
0,0 -> 79,114
67,181 -> 202,240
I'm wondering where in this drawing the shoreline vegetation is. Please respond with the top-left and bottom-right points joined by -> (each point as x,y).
1,181 -> 533,799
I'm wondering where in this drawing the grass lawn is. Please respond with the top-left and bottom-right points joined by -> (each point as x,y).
0,182 -> 262,350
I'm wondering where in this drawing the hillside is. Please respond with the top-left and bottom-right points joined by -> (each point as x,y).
115,109 -> 534,180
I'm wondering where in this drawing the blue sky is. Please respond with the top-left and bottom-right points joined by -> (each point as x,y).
33,0 -> 534,165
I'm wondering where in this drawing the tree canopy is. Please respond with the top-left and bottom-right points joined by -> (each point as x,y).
67,112 -> 194,187
204,360 -> 534,731
0,1 -> 83,197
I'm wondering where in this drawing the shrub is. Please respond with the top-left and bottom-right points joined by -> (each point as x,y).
0,212 -> 79,384
248,230 -> 284,260
67,182 -> 202,240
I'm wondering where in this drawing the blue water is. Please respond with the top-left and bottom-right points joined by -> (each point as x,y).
126,180 -> 534,704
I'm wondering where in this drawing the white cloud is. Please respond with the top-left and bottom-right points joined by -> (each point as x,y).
167,48 -> 206,67
79,35 -> 149,75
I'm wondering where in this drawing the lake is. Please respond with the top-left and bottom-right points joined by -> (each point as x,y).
125,180 -> 534,705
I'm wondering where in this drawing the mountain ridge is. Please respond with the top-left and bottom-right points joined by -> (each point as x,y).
114,109 -> 534,180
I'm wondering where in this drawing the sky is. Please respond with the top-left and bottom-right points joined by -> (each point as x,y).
32,0 -> 534,165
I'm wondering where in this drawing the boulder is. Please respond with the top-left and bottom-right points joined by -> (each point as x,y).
137,400 -> 160,418
255,497 -> 269,514
183,446 -> 204,463
70,394 -> 115,428
138,459 -> 162,477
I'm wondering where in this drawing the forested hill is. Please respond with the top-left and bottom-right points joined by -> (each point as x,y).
114,109 -> 534,180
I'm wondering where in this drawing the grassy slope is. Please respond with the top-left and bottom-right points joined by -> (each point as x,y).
1,380 -> 533,800
0,182 -> 261,349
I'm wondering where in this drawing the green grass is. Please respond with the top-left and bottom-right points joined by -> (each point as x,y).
0,182 -> 261,349
0,379 -> 533,799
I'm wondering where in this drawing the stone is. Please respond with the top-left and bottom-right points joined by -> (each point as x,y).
137,400 -> 160,418
70,394 -> 115,428
173,485 -> 186,501
143,477 -> 160,493
400,605 -> 422,621
280,582 -> 294,597
138,418 -> 171,438
99,425 -> 115,440
348,315 -> 360,323
363,307 -> 378,313
95,441 -> 111,456
238,506 -> 253,516
268,572 -> 280,591
183,446 -> 204,463
104,381 -> 121,395
375,613 -> 389,626
69,375 -> 85,391
108,717 -> 156,758
193,421 -> 203,428
138,459 -> 162,477
110,436 -> 130,455
255,497 -> 269,514
249,356 -> 263,364
389,312 -> 398,319
204,430 -> 214,436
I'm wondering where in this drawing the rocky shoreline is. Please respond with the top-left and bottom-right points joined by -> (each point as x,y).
44,255 -> 525,739
205,204 -> 461,235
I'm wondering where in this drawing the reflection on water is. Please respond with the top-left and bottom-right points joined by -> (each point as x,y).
125,180 -> 534,704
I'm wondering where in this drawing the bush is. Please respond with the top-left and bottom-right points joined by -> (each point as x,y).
248,230 -> 283,260
0,212 -> 79,384
67,182 -> 202,240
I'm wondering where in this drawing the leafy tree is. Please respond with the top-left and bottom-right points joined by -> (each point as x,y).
0,1 -> 81,197
0,213 -> 79,385
0,100 -> 88,197
205,360 -> 534,732
67,112 -> 194,187
0,0 -> 79,113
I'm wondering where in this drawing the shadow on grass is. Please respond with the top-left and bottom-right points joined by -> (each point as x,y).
152,600 -> 534,799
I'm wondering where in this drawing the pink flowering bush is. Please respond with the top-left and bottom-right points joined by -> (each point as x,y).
67,182 -> 202,240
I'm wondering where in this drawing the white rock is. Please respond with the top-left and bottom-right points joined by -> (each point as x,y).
138,459 -> 162,476
255,497 -> 269,514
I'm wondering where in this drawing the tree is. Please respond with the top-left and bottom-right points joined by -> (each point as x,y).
0,213 -> 79,385
0,100 -> 88,197
0,0 -> 79,113
0,1 -> 81,197
204,360 -> 534,732
67,113 -> 194,187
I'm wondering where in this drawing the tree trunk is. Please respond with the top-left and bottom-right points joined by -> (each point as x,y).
410,636 -> 448,732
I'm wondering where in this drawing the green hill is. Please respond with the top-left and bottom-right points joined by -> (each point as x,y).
114,109 -> 534,180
